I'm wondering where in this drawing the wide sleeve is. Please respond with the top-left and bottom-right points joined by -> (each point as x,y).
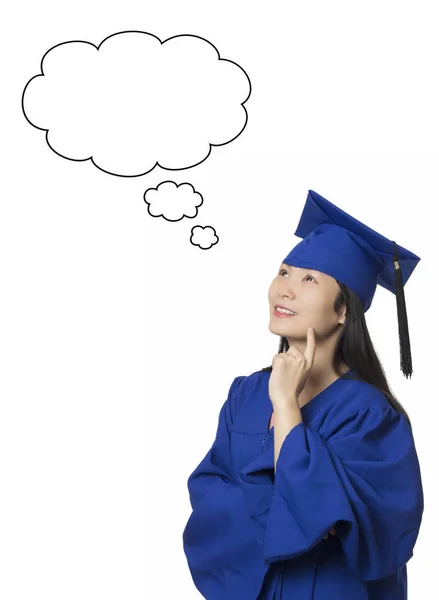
182,375 -> 268,600
238,403 -> 424,581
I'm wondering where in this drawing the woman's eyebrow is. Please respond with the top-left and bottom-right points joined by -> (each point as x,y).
281,264 -> 318,275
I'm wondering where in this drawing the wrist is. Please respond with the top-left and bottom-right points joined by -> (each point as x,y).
272,397 -> 300,411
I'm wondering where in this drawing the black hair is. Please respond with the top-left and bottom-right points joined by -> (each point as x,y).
260,280 -> 412,428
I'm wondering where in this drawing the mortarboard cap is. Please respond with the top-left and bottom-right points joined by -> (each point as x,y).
282,190 -> 421,378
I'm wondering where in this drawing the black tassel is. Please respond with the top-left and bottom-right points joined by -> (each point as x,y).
393,241 -> 413,378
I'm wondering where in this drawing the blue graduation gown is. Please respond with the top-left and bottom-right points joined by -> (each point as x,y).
182,369 -> 423,599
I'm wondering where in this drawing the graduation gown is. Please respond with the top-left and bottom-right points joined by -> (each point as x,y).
182,368 -> 424,599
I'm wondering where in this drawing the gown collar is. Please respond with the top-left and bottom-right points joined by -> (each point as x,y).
262,368 -> 355,434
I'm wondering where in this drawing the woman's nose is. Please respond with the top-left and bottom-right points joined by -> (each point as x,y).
281,287 -> 296,298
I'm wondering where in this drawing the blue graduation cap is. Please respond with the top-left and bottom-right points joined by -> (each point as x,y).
282,190 -> 421,378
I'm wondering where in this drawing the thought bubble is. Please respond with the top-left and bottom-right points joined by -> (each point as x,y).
22,30 -> 252,177
143,181 -> 203,222
190,225 -> 219,250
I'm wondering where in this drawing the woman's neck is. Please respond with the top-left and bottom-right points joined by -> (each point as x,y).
298,362 -> 350,409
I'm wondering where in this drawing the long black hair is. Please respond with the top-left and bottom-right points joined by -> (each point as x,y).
261,280 -> 412,428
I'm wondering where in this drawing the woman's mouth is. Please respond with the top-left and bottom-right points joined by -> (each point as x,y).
273,307 -> 297,318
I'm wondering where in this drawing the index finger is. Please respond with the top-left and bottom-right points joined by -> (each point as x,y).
304,327 -> 316,366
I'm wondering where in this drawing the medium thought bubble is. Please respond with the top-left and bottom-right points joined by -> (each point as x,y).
143,181 -> 203,222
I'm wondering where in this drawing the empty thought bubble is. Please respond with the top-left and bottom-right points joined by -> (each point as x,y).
22,30 -> 252,177
143,181 -> 203,222
190,225 -> 219,250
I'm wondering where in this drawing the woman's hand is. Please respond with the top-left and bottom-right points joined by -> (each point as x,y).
269,327 -> 316,406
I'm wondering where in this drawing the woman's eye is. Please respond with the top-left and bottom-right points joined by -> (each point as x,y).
279,270 -> 314,282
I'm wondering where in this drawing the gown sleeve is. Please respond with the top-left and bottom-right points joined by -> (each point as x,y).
182,375 -> 268,600
238,400 -> 424,581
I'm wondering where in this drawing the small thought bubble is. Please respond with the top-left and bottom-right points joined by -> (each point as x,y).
143,181 -> 203,222
190,226 -> 219,250
22,30 -> 252,177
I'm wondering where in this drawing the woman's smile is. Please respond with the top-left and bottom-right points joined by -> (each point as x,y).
273,307 -> 297,317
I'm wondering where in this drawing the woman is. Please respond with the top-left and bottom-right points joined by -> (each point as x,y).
182,190 -> 424,599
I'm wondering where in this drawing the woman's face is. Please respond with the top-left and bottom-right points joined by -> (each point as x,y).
268,263 -> 346,341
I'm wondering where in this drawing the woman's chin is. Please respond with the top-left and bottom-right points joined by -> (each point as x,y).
269,320 -> 301,336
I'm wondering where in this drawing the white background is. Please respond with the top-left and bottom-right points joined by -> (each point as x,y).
1,1 -> 435,598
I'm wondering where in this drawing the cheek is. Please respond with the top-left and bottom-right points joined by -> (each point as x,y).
306,298 -> 333,321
